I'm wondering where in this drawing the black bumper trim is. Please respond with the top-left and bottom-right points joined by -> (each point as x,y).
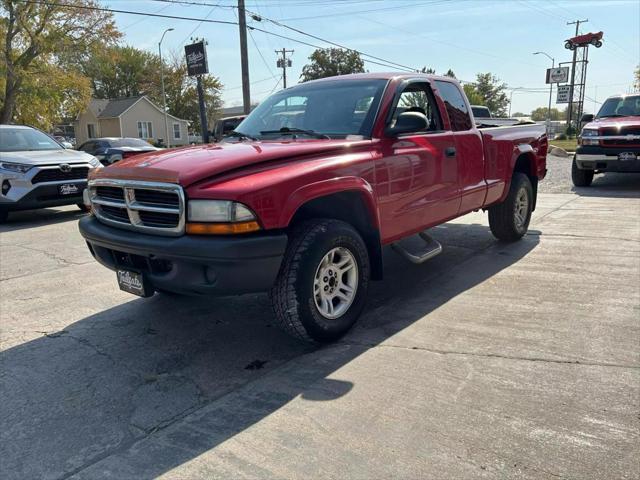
79,216 -> 288,296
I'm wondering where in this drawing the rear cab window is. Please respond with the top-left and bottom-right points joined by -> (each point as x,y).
434,81 -> 473,131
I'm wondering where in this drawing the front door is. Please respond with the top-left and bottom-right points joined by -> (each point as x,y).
375,82 -> 460,244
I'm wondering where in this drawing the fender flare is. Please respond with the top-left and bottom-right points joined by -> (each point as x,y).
279,176 -> 380,230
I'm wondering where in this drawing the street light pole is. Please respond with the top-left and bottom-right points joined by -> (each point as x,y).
534,51 -> 555,134
159,28 -> 174,147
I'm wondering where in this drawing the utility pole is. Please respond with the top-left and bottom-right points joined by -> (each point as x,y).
566,19 -> 588,132
533,51 -> 554,134
158,28 -> 174,147
276,48 -> 294,88
238,0 -> 251,114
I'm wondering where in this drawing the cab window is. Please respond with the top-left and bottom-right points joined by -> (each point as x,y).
391,83 -> 441,132
434,80 -> 473,131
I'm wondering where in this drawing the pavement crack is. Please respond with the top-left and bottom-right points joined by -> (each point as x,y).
17,245 -> 87,267
341,341 -> 640,369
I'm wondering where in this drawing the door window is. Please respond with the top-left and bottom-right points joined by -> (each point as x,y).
391,83 -> 441,132
434,81 -> 473,131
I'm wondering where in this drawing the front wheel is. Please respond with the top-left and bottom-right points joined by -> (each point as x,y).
488,173 -> 533,242
271,219 -> 370,343
571,157 -> 594,187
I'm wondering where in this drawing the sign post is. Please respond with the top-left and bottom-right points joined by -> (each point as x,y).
185,40 -> 210,143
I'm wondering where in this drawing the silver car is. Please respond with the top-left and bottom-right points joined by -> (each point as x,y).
0,124 -> 102,222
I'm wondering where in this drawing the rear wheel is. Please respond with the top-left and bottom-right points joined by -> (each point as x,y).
271,219 -> 370,343
571,157 -> 594,187
488,173 -> 533,242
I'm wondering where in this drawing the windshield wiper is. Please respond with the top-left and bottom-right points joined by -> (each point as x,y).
259,127 -> 330,139
226,130 -> 258,141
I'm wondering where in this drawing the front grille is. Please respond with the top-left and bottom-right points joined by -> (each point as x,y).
32,167 -> 89,184
89,180 -> 185,236
599,126 -> 640,147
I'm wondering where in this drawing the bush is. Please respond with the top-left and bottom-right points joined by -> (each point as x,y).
555,133 -> 567,140
565,125 -> 576,137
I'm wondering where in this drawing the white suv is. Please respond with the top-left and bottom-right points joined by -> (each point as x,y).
0,125 -> 102,222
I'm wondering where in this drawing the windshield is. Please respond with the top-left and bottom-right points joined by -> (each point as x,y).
108,138 -> 153,148
0,127 -> 63,152
234,79 -> 387,140
596,95 -> 640,118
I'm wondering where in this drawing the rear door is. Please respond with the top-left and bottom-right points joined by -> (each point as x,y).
375,81 -> 459,243
433,80 -> 486,214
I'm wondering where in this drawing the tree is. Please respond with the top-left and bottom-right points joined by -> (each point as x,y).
473,72 -> 509,117
530,107 -> 565,121
78,45 -> 162,99
0,0 -> 120,125
512,112 -> 526,117
462,83 -> 484,106
444,69 -> 456,78
300,48 -> 365,82
635,65 -> 640,92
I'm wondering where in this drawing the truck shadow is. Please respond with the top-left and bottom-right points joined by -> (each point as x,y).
571,173 -> 640,198
0,223 -> 539,479
0,207 -> 85,233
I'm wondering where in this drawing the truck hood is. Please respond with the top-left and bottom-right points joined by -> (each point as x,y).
585,116 -> 640,130
2,148 -> 95,165
91,139 -> 371,186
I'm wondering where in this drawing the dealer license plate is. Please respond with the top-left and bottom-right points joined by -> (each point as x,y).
618,152 -> 637,161
59,183 -> 80,195
116,269 -> 153,297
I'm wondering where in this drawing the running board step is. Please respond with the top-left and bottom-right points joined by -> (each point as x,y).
391,232 -> 443,264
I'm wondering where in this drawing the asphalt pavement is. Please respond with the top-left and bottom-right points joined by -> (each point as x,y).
1,154 -> 639,479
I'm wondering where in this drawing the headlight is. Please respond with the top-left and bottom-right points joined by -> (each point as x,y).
580,129 -> 599,145
0,161 -> 32,174
187,200 -> 260,234
88,156 -> 103,168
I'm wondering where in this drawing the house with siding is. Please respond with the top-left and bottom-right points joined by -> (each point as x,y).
75,96 -> 190,147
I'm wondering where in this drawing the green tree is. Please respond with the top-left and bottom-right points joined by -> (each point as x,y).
0,0 -> 120,125
300,48 -> 365,82
444,69 -> 456,78
473,72 -> 509,117
78,45 -> 162,99
462,83 -> 484,106
530,107 -> 565,121
512,112 -> 526,117
635,65 -> 640,91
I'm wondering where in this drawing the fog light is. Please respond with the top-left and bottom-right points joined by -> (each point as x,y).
1,180 -> 10,195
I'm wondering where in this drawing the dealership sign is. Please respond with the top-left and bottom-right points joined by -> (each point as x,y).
546,67 -> 570,84
185,41 -> 208,76
556,85 -> 571,103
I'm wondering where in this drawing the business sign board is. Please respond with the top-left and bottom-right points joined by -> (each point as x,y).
185,41 -> 208,76
546,67 -> 570,84
556,85 -> 571,103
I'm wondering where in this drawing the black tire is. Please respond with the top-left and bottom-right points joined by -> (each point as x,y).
571,157 -> 594,187
77,203 -> 90,213
271,219 -> 370,343
488,173 -> 533,242
0,208 -> 8,223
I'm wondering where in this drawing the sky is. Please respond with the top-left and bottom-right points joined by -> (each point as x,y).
112,0 -> 640,115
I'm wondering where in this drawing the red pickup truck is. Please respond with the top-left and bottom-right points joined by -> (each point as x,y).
79,73 -> 547,342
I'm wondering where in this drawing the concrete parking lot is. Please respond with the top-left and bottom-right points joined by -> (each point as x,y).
1,154 -> 639,479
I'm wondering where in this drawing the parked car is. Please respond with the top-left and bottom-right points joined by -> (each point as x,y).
572,93 -> 640,186
212,115 -> 247,141
77,137 -> 159,166
79,73 -> 547,342
565,31 -> 603,50
53,135 -> 74,149
471,105 -> 521,127
0,124 -> 102,222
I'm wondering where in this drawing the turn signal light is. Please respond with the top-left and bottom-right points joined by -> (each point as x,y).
186,221 -> 261,235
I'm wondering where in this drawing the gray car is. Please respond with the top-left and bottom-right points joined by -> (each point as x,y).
0,125 -> 102,222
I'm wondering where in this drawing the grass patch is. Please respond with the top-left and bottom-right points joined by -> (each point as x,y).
550,138 -> 577,152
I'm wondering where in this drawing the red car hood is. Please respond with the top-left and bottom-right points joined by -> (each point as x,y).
585,116 -> 640,130
91,139 -> 370,186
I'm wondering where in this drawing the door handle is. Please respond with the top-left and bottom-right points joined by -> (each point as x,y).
445,147 -> 456,157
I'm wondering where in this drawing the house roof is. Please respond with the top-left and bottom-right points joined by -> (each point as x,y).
97,96 -> 144,118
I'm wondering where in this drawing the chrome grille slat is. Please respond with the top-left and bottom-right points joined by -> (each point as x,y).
89,179 -> 185,236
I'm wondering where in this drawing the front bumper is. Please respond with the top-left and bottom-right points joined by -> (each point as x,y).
79,216 -> 288,296
575,146 -> 640,173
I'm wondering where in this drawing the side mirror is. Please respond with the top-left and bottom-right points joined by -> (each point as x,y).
580,113 -> 594,123
386,111 -> 429,136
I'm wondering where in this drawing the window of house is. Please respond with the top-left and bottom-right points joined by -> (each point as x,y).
434,81 -> 473,131
137,121 -> 153,139
87,123 -> 96,139
390,83 -> 441,132
173,123 -> 181,140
